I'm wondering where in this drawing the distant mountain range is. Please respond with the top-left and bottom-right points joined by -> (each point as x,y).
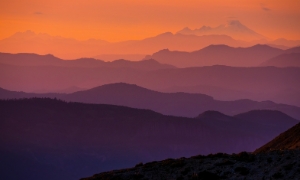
1,58 -> 299,106
1,83 -> 300,120
0,98 -> 298,180
0,30 -> 250,59
1,23 -> 299,60
0,52 -> 175,70
144,44 -> 300,67
177,20 -> 267,41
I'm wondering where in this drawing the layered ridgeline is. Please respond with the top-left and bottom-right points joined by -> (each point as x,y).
81,122 -> 300,180
0,52 -> 175,70
0,30 -> 249,59
1,21 -> 299,60
5,44 -> 300,68
1,83 -> 300,120
144,44 -> 300,67
0,98 -> 299,180
1,55 -> 300,107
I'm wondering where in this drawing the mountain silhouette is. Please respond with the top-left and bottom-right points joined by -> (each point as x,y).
1,83 -> 300,120
144,44 -> 286,67
1,58 -> 299,106
93,54 -> 146,61
177,20 -> 267,41
260,53 -> 300,67
0,52 -> 175,70
0,30 -> 251,59
234,110 -> 298,126
283,46 -> 300,54
81,148 -> 300,180
110,32 -> 249,54
0,98 -> 298,180
196,110 -> 233,121
1,29 -> 299,60
255,122 -> 300,153
0,30 -> 109,59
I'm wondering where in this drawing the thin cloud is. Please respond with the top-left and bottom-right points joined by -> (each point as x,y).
261,3 -> 271,11
34,12 -> 43,15
227,16 -> 238,19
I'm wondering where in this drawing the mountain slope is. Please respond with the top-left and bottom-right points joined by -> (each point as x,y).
260,53 -> 300,67
81,150 -> 300,180
255,123 -> 300,153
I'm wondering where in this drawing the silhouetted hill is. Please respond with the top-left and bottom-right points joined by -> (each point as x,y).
234,110 -> 299,141
0,52 -> 175,70
144,44 -> 283,67
196,111 -> 233,121
0,98 -> 298,180
53,86 -> 86,94
81,150 -> 300,180
65,83 -> 300,120
0,87 -> 34,99
260,53 -> 300,67
93,54 -> 146,61
235,110 -> 298,125
284,46 -> 300,54
255,123 -> 300,153
1,83 -> 300,119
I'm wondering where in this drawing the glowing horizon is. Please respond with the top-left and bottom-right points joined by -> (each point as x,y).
1,0 -> 300,42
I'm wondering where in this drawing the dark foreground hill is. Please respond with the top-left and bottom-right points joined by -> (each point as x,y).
81,150 -> 300,180
255,123 -> 300,153
0,98 -> 298,180
82,122 -> 300,180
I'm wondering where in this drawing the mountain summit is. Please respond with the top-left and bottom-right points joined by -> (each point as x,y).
177,20 -> 267,41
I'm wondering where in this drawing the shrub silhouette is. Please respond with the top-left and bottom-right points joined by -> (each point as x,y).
197,171 -> 220,180
234,167 -> 249,175
272,172 -> 284,179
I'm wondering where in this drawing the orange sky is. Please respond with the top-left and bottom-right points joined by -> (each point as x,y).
0,0 -> 300,42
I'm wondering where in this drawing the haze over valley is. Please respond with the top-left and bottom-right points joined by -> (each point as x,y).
1,1 -> 300,179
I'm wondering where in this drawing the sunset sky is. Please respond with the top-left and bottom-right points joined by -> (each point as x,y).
0,0 -> 300,42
